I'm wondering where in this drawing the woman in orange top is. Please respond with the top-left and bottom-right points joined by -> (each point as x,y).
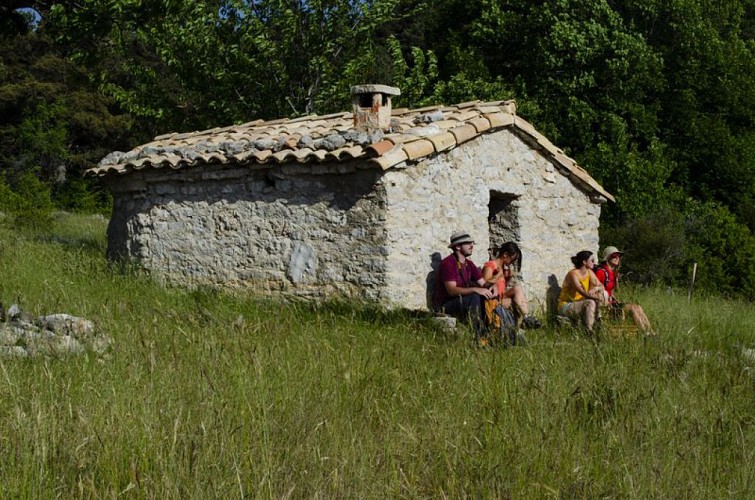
558,250 -> 605,333
482,242 -> 541,329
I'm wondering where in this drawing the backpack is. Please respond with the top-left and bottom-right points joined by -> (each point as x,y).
484,299 -> 518,346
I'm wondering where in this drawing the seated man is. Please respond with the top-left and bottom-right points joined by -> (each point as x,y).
433,230 -> 495,343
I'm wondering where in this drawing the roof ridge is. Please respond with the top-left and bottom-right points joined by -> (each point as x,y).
86,99 -> 612,202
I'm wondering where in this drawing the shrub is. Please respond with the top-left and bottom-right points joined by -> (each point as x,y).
0,170 -> 54,230
600,206 -> 688,286
601,202 -> 755,300
52,177 -> 111,214
683,201 -> 755,300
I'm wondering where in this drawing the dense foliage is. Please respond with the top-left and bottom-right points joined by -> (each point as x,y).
1,0 -> 753,298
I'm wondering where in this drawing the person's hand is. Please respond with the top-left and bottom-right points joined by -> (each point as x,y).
477,287 -> 495,299
587,289 -> 607,303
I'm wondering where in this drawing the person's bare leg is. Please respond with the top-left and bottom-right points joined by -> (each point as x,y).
505,285 -> 529,316
583,300 -> 598,332
565,301 -> 595,332
624,304 -> 652,332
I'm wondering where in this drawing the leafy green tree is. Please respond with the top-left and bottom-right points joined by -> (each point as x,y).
0,19 -> 134,211
44,0 -> 406,132
615,0 -> 755,227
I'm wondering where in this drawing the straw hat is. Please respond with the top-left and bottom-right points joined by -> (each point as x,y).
602,246 -> 624,261
448,230 -> 475,248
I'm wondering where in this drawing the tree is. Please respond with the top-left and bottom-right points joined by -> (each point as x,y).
42,0 -> 406,133
0,22 -> 134,210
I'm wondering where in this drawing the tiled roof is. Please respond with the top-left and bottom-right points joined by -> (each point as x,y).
86,100 -> 613,202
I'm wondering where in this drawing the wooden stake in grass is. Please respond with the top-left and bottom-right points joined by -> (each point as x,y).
688,262 -> 698,303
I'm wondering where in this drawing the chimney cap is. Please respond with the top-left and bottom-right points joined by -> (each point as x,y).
351,84 -> 400,96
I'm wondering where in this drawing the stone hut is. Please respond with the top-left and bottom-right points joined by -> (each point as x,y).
87,85 -> 613,311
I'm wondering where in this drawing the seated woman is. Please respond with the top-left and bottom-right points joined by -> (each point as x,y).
482,242 -> 541,331
594,246 -> 653,333
557,250 -> 605,333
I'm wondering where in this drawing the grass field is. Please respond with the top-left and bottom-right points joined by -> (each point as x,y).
0,213 -> 752,498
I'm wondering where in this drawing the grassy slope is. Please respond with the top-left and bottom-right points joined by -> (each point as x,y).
0,213 -> 752,498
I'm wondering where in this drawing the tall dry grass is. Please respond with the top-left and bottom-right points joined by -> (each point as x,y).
0,213 -> 752,497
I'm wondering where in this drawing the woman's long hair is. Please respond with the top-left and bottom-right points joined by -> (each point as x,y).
496,241 -> 521,271
570,250 -> 593,268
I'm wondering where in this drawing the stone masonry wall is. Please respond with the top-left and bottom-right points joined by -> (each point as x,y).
381,130 -> 602,312
107,163 -> 390,301
107,129 -> 602,310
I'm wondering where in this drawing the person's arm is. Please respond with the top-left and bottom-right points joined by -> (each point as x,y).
594,267 -> 606,285
444,280 -> 495,299
479,266 -> 501,297
588,269 -> 604,291
481,264 -> 502,285
585,270 -> 606,301
595,268 -> 618,302
565,270 -> 596,299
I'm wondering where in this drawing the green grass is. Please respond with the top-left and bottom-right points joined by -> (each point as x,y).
0,213 -> 752,497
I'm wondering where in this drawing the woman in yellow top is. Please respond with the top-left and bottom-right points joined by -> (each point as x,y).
558,250 -> 605,333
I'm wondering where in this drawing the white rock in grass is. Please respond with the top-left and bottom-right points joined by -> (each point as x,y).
0,345 -> 27,358
430,315 -> 457,332
0,308 -> 111,359
0,328 -> 20,345
36,314 -> 95,338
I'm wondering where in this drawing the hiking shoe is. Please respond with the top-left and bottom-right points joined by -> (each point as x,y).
522,315 -> 542,329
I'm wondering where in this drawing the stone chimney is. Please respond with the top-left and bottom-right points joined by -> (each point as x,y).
351,84 -> 400,131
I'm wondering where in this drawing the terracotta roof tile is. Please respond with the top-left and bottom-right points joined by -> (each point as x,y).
469,117 -> 491,133
291,148 -> 315,161
456,100 -> 479,109
366,140 -> 394,157
230,150 -> 256,163
270,150 -> 293,163
310,149 -> 328,162
252,150 -> 273,162
430,120 -> 459,130
449,124 -> 477,144
402,139 -> 435,160
288,114 -> 318,123
486,112 -> 515,128
370,145 -> 409,170
427,132 -> 456,152
87,98 -> 612,200
454,110 -> 481,122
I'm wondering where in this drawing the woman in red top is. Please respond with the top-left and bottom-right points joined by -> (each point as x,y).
594,246 -> 653,333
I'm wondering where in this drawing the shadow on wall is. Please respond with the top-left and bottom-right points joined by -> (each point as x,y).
546,274 -> 561,319
426,257 -> 563,318
426,252 -> 442,310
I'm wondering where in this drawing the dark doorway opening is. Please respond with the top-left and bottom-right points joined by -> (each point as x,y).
488,191 -> 520,252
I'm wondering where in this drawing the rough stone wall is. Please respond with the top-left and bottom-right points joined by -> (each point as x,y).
107,129 -> 602,310
381,130 -> 602,312
107,163 -> 389,301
